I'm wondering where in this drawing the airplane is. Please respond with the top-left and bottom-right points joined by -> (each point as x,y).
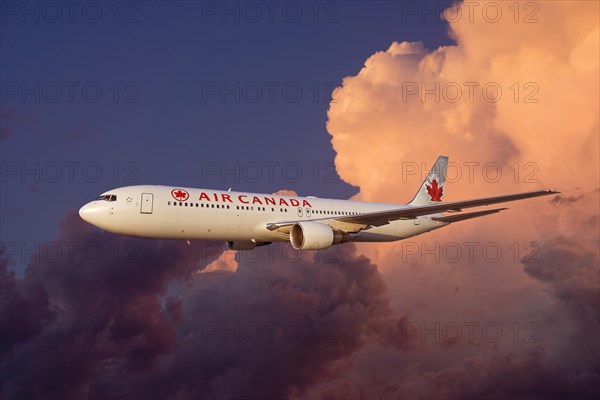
78,156 -> 559,250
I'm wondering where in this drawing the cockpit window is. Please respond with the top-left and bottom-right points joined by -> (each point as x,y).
96,194 -> 117,202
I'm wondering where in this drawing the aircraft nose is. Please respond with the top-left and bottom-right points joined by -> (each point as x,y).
79,202 -> 101,224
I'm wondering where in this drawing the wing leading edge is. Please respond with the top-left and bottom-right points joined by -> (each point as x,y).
266,189 -> 559,233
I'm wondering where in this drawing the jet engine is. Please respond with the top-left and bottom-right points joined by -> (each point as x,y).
289,222 -> 351,250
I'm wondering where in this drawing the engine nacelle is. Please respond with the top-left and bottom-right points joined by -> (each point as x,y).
289,222 -> 350,250
226,241 -> 271,250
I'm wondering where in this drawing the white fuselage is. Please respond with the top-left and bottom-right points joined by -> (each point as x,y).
79,185 -> 445,244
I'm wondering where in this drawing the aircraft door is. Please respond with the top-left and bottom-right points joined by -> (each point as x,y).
141,193 -> 154,214
305,208 -> 311,218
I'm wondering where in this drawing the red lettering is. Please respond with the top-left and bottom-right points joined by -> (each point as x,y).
265,197 -> 276,205
199,192 -> 210,201
279,198 -> 289,206
252,196 -> 263,205
221,193 -> 233,203
290,199 -> 300,207
238,195 -> 249,204
302,200 -> 312,207
213,193 -> 219,201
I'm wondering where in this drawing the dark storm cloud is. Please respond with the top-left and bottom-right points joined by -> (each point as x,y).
87,243 -> 395,399
1,211 -> 222,399
1,212 -> 398,399
378,347 -> 599,400
523,189 -> 600,378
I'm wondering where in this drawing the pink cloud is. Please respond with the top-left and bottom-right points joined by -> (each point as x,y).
325,1 -> 599,397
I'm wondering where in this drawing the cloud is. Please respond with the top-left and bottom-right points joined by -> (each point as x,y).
328,4 -> 599,202
200,248 -> 239,273
0,211 -> 222,399
1,213 -> 401,399
325,1 -> 599,398
550,188 -> 600,206
86,243 -> 396,399
307,346 -> 599,400
272,189 -> 298,196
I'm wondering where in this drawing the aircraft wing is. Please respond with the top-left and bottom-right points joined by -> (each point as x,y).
266,189 -> 558,233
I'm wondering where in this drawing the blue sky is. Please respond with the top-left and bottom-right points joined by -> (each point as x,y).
1,1 -> 454,273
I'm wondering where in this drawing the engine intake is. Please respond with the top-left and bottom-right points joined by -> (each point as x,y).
290,222 -> 350,250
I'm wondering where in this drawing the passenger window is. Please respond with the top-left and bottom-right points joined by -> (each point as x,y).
168,201 -> 171,205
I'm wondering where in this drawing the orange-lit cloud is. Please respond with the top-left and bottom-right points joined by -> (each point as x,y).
327,0 -> 599,263
326,1 -> 599,396
200,250 -> 239,273
328,2 -> 598,202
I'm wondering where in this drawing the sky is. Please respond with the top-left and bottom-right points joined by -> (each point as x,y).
1,1 -> 599,399
1,0 -> 454,273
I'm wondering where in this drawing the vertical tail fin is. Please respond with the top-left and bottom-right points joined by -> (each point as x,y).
409,156 -> 448,205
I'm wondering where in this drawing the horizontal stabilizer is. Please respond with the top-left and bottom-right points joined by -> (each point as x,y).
432,208 -> 507,223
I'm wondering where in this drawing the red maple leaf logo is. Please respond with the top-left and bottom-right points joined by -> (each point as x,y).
426,179 -> 443,202
171,189 -> 189,201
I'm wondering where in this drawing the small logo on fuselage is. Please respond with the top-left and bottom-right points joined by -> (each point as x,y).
172,189 -> 189,202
